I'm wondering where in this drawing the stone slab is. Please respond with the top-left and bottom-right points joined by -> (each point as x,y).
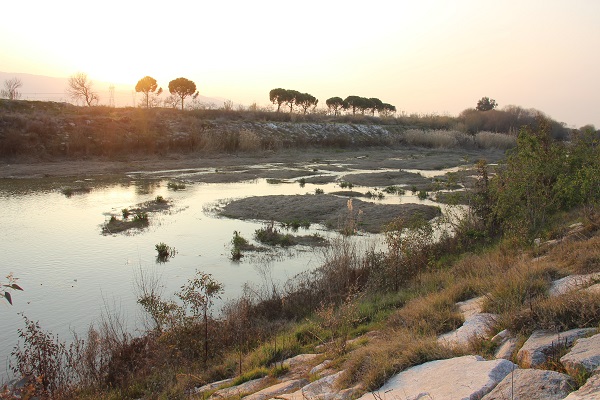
517,328 -> 597,368
561,333 -> 600,375
481,368 -> 575,400
357,355 -> 517,400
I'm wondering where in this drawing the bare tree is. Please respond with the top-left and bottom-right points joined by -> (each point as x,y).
1,78 -> 23,100
67,72 -> 99,106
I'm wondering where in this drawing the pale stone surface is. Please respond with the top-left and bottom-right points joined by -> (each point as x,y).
457,296 -> 486,319
309,360 -> 332,377
495,337 -> 518,360
563,373 -> 600,399
491,329 -> 511,344
278,371 -> 360,400
586,283 -> 600,294
480,368 -> 575,400
193,378 -> 234,395
208,377 -> 268,399
437,313 -> 497,348
243,378 -> 308,400
561,333 -> 600,375
549,273 -> 600,297
282,354 -> 319,369
517,328 -> 597,368
356,355 -> 517,400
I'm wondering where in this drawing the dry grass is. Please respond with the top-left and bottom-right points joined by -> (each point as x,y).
475,130 -> 516,149
340,328 -> 458,391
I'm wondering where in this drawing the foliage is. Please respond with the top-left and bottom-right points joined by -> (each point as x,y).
254,222 -> 293,246
269,88 -> 287,112
167,181 -> 186,190
231,230 -> 249,260
10,314 -> 82,397
2,273 -> 23,305
476,96 -> 498,111
483,117 -> 600,240
176,271 -> 224,363
155,242 -> 175,262
66,72 -> 99,106
135,76 -> 162,109
168,77 -> 198,111
326,97 -> 344,116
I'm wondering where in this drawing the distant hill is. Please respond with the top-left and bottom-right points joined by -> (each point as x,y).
0,71 -> 227,108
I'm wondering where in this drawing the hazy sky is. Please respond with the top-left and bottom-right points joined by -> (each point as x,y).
1,0 -> 599,127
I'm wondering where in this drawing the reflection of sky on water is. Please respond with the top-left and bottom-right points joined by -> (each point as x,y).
0,166 -> 461,379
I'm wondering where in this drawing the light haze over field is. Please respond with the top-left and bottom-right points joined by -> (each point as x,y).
1,0 -> 598,127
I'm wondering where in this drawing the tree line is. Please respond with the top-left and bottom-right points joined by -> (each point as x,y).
270,88 -> 397,117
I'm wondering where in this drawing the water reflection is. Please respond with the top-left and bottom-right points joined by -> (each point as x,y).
0,165 -> 462,379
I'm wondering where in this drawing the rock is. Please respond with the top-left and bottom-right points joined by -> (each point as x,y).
480,368 -> 575,400
309,360 -> 332,377
457,296 -> 486,319
495,337 -> 518,360
586,283 -> 600,294
563,373 -> 600,399
242,378 -> 308,400
282,354 -> 319,370
356,355 -> 517,400
491,329 -> 511,344
438,313 -> 497,348
491,329 -> 518,360
279,371 -> 361,400
517,328 -> 597,368
193,378 -> 234,395
549,273 -> 600,297
208,376 -> 269,399
561,333 -> 600,375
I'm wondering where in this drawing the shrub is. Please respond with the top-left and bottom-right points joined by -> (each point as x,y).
155,242 -> 175,261
255,222 -> 293,246
167,181 -> 186,190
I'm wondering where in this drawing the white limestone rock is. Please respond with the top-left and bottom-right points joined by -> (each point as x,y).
516,328 -> 597,368
457,296 -> 486,319
208,376 -> 268,399
480,368 -> 575,400
495,337 -> 518,360
438,313 -> 497,348
549,273 -> 600,297
242,378 -> 308,400
561,333 -> 600,375
279,371 -> 361,400
563,373 -> 600,399
356,355 -> 517,400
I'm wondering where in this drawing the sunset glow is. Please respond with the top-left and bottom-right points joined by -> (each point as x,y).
1,0 -> 599,127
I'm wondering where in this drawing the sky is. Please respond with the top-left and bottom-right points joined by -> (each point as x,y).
1,0 -> 599,128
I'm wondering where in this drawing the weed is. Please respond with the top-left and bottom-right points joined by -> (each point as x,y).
418,190 -> 428,200
266,178 -> 284,184
167,181 -> 186,190
383,186 -> 406,195
155,195 -> 167,204
255,222 -> 293,246
282,219 -> 311,230
134,212 -> 149,222
122,208 -> 130,219
315,188 -> 324,195
298,177 -> 306,187
339,181 -> 354,189
155,242 -> 176,262
231,231 -> 249,260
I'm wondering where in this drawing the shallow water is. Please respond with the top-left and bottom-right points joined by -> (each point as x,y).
0,166 -> 456,379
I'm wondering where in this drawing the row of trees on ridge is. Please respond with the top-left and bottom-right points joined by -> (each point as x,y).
269,89 -> 396,117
